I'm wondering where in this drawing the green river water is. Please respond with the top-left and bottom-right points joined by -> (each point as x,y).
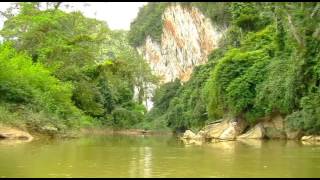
0,134 -> 320,178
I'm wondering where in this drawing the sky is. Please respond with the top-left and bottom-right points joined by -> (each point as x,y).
0,2 -> 147,30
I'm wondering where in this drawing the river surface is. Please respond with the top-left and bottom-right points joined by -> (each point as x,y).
0,134 -> 320,178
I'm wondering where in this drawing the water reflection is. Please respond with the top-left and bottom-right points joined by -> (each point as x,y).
237,139 -> 262,149
143,147 -> 152,177
1,135 -> 320,177
207,141 -> 237,152
129,146 -> 152,177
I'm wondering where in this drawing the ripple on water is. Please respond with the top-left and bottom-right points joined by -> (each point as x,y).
1,136 -> 320,177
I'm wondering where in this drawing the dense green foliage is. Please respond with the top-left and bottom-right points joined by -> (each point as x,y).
190,2 -> 231,30
139,2 -> 320,134
1,2 -> 320,135
0,43 -> 83,132
128,2 -> 232,47
128,2 -> 169,47
0,2 -> 156,134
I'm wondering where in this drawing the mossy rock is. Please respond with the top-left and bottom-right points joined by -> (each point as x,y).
265,127 -> 287,139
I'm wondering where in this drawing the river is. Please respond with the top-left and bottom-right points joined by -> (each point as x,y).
0,134 -> 319,178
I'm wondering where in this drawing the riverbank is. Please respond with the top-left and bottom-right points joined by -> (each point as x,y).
2,120 -> 319,146
180,113 -> 320,145
80,128 -> 173,136
0,125 -> 34,145
0,123 -> 173,144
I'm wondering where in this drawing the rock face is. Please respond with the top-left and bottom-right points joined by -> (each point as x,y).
199,118 -> 248,141
204,120 -> 229,139
181,129 -> 204,145
301,136 -> 320,145
180,119 -> 248,145
182,129 -> 204,140
136,4 -> 223,110
260,114 -> 287,139
182,130 -> 196,139
0,126 -> 33,142
265,127 -> 287,139
137,4 -> 222,84
219,125 -> 237,140
286,130 -> 303,140
301,135 -> 320,142
237,124 -> 265,139
219,120 -> 248,140
180,113 -> 314,145
236,114 -> 287,140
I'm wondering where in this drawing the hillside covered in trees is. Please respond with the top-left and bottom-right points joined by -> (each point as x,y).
0,2 -> 320,137
131,2 -> 320,135
0,2 -> 157,135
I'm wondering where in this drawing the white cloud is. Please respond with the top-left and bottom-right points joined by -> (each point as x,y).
0,2 -> 147,30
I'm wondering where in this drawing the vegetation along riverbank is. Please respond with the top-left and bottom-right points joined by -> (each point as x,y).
0,2 -> 320,146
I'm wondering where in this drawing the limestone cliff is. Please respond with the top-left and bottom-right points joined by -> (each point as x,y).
135,3 -> 224,110
137,4 -> 222,83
